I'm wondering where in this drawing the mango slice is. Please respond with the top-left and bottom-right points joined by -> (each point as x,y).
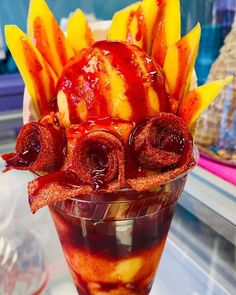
151,0 -> 181,67
108,0 -> 158,54
178,76 -> 233,126
108,2 -> 141,43
27,0 -> 75,76
141,0 -> 160,53
67,9 -> 95,52
5,25 -> 57,117
164,23 -> 201,112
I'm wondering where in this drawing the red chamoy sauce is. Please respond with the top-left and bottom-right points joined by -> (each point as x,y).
58,41 -> 168,124
57,48 -> 110,124
2,140 -> 40,170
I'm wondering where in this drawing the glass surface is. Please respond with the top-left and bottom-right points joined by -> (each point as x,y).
0,158 -> 235,294
0,226 -> 48,295
49,175 -> 187,295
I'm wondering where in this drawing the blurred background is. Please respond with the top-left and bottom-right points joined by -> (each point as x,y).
0,1 -> 235,295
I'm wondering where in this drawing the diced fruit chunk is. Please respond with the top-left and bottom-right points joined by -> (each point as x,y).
178,76 -> 233,126
5,25 -> 57,117
67,9 -> 95,52
151,0 -> 181,67
111,257 -> 143,282
164,23 -> 201,113
27,0 -> 75,76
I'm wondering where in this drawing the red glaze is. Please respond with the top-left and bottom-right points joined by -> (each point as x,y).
95,41 -> 167,120
2,142 -> 40,170
52,17 -> 69,67
152,0 -> 167,67
139,47 -> 168,112
58,41 -> 168,124
127,6 -> 147,52
85,23 -> 94,46
57,48 -> 110,123
22,38 -> 56,114
33,17 -> 54,73
178,90 -> 201,125
156,0 -> 165,5
67,118 -> 135,142
173,39 -> 191,102
33,16 -> 70,75
96,41 -> 148,122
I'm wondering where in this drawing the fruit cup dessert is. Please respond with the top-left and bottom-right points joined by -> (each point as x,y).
1,0 -> 232,294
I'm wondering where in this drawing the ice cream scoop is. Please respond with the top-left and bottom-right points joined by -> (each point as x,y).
57,41 -> 168,127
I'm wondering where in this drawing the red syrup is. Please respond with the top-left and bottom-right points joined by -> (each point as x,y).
88,147 -> 109,191
22,38 -> 55,115
94,41 -> 149,122
57,48 -> 110,124
2,139 -> 41,170
49,179 -> 185,295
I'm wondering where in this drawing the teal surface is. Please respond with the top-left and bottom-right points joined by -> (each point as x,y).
0,0 -> 136,45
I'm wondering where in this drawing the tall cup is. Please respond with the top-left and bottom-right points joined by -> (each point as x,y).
49,149 -> 197,295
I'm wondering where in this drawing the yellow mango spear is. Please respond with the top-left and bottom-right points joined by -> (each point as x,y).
164,23 -> 201,112
67,9 -> 95,53
108,0 -> 159,54
178,76 -> 233,126
5,25 -> 58,117
152,0 -> 181,67
27,0 -> 75,76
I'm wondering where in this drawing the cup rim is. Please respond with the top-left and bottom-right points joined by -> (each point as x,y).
53,145 -> 199,205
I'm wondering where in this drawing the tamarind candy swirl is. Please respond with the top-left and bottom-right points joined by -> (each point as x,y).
28,131 -> 125,213
128,112 -> 195,191
71,130 -> 125,190
2,122 -> 66,172
131,113 -> 194,170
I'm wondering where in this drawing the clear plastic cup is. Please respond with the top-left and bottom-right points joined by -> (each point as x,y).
49,162 -> 195,295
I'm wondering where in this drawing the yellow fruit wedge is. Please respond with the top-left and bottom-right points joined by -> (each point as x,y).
141,0 -> 160,53
108,2 -> 141,42
27,0 -> 75,76
164,23 -> 201,112
108,0 -> 158,54
67,9 -> 95,52
178,76 -> 233,126
151,0 -> 181,67
5,25 -> 57,117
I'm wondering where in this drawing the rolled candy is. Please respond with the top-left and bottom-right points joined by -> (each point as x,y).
2,122 -> 66,172
128,112 -> 195,191
71,130 -> 125,190
131,112 -> 193,169
28,171 -> 93,213
28,130 -> 125,213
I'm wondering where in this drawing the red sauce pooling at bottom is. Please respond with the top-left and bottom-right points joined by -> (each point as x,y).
49,182 -> 181,294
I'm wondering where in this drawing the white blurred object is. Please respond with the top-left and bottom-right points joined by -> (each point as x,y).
0,227 -> 48,295
0,160 -> 50,295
